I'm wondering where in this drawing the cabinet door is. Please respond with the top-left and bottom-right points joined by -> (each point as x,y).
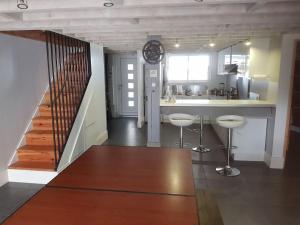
217,47 -> 231,74
232,43 -> 250,76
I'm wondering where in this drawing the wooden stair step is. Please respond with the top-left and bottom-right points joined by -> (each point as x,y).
32,116 -> 70,131
17,145 -> 55,162
39,104 -> 74,112
26,130 -> 55,145
9,161 -> 55,171
44,92 -> 82,102
43,94 -> 82,105
33,116 -> 69,122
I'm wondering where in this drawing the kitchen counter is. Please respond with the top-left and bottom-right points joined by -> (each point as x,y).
160,98 -> 276,162
160,99 -> 276,108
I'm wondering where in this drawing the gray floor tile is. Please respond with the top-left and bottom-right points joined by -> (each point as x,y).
0,182 -> 43,223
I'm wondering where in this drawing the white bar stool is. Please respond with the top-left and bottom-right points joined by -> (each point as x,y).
216,115 -> 245,177
192,115 -> 211,153
168,113 -> 196,148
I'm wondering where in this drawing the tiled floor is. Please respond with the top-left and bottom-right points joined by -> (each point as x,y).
0,183 -> 44,223
1,117 -> 300,225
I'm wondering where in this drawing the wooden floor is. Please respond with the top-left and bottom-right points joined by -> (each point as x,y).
3,146 -> 200,225
4,187 -> 198,225
48,146 -> 195,195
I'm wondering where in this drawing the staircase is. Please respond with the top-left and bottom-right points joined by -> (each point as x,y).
9,89 -> 67,171
9,31 -> 91,173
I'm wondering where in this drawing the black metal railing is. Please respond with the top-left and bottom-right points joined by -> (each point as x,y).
45,31 -> 91,169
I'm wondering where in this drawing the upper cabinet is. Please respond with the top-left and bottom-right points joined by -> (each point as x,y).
217,42 -> 250,76
217,47 -> 231,75
248,38 -> 281,81
217,37 -> 281,81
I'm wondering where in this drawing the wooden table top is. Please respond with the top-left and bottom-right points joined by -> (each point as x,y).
48,146 -> 195,196
3,187 -> 199,225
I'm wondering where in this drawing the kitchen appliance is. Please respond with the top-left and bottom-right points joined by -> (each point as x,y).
237,77 -> 250,99
224,64 -> 238,75
218,83 -> 225,96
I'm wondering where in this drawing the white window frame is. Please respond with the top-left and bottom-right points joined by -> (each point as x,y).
166,53 -> 211,84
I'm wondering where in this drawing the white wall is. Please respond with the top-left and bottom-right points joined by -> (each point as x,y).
0,34 -> 48,186
271,34 -> 300,168
58,44 -> 107,171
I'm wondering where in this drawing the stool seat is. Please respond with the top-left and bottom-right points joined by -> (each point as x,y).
216,115 -> 245,129
169,113 -> 195,127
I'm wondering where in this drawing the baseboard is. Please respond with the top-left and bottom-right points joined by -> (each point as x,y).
264,152 -> 272,166
269,156 -> 285,169
8,169 -> 57,184
137,116 -> 145,128
147,142 -> 161,147
96,130 -> 108,145
234,152 -> 265,162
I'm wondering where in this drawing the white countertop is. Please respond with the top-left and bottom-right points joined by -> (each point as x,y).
160,99 -> 276,108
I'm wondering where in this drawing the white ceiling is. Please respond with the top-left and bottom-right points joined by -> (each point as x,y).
1,0 -> 300,52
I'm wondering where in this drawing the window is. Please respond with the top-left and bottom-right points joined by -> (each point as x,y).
128,92 -> 134,98
128,101 -> 135,107
128,73 -> 134,80
167,55 -> 210,82
128,64 -> 134,71
128,83 -> 134,89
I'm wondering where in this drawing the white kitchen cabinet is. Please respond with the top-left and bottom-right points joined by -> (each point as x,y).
211,117 -> 267,161
217,42 -> 250,76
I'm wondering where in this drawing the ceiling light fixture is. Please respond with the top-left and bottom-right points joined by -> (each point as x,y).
174,39 -> 180,48
17,0 -> 28,9
194,0 -> 204,2
245,41 -> 252,46
209,42 -> 216,47
103,0 -> 114,7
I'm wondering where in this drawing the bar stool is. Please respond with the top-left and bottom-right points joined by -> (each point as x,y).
168,113 -> 196,148
192,115 -> 211,153
215,115 -> 245,177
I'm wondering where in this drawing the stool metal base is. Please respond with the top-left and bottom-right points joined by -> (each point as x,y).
192,145 -> 211,153
192,115 -> 211,153
175,142 -> 193,149
216,166 -> 240,177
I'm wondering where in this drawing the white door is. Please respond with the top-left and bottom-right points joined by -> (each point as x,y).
121,58 -> 138,116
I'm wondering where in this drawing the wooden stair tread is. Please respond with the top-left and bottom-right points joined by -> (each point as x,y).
39,104 -> 74,110
18,145 -> 54,151
26,130 -> 54,136
9,161 -> 55,171
33,116 -> 69,121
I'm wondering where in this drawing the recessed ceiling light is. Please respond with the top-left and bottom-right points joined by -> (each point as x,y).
174,39 -> 180,48
17,0 -> 28,9
245,41 -> 252,46
103,0 -> 114,7
209,42 -> 216,47
194,0 -> 204,2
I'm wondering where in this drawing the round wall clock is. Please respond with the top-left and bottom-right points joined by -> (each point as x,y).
142,40 -> 165,65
